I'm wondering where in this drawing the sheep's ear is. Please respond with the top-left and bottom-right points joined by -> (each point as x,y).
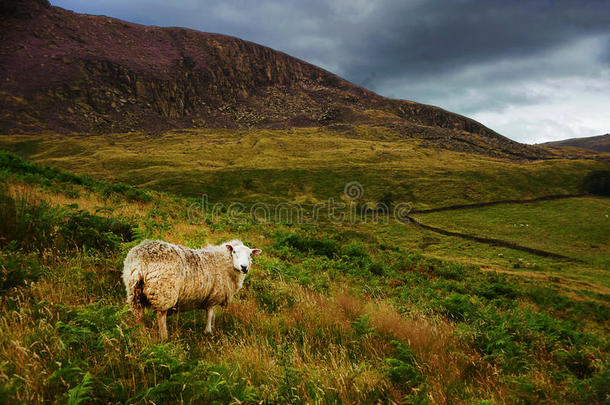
251,249 -> 262,255
226,244 -> 233,252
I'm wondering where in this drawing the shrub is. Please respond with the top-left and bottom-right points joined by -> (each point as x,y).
0,150 -> 90,187
250,279 -> 296,313
102,183 -> 153,203
340,241 -> 369,260
583,365 -> 610,403
0,184 -> 135,253
366,261 -> 386,276
439,293 -> 479,321
66,372 -> 94,405
474,275 -> 518,299
0,249 -> 43,307
55,303 -> 132,353
352,313 -> 375,337
385,340 -> 423,390
554,348 -> 596,379
470,309 -> 529,372
0,185 -> 57,251
433,263 -> 467,280
59,211 -> 135,252
582,170 -> 610,196
274,232 -> 339,257
133,344 -> 259,404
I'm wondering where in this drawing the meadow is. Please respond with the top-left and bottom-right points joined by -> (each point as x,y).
0,140 -> 609,404
415,198 -> 610,270
0,129 -> 605,207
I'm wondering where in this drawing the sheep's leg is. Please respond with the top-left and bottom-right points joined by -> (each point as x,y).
129,280 -> 145,324
205,308 -> 215,334
157,310 -> 168,340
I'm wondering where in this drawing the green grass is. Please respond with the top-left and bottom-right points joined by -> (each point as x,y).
0,144 -> 608,403
0,149 -> 152,202
0,129 -> 605,207
417,197 -> 610,269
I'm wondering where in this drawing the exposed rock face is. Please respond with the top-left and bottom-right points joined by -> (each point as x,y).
0,0 -> 550,158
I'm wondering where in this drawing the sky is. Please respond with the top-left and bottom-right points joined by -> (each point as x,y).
51,0 -> 610,144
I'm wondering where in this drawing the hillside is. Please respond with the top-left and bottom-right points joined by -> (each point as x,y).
1,151 -> 609,403
0,0 -> 554,159
1,130 -> 607,208
542,134 -> 610,153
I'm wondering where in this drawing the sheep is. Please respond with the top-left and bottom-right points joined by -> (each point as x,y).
122,239 -> 261,339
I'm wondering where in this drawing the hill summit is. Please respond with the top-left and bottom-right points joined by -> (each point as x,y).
1,0 -> 549,158
542,134 -> 610,153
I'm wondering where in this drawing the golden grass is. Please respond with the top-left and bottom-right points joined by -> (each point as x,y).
6,181 -> 153,223
366,301 -> 505,403
0,129 -> 519,173
229,286 -> 506,403
113,281 -> 504,404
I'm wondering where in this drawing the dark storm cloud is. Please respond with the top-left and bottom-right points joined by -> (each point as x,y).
50,0 -> 610,142
337,0 -> 610,84
602,36 -> 610,64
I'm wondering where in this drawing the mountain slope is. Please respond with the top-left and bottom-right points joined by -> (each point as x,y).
542,134 -> 610,153
0,0 -> 551,159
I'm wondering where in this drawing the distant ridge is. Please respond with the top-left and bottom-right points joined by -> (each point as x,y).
541,134 -> 610,153
1,0 -> 549,159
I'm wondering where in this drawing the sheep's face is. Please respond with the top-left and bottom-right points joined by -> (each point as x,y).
226,244 -> 262,274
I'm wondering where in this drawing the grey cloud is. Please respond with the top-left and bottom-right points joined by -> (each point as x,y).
336,0 -> 610,84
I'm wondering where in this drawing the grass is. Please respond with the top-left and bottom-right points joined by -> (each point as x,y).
0,149 -> 152,203
0,129 -> 605,207
0,145 -> 608,403
416,197 -> 610,269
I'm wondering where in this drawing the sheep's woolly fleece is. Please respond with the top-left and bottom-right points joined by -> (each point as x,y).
123,239 -> 246,313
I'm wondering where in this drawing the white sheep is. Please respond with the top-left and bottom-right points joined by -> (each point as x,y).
122,239 -> 261,339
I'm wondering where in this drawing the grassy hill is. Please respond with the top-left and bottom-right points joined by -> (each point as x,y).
415,197 -> 610,269
1,150 -> 609,403
542,134 -> 610,153
0,129 -> 605,208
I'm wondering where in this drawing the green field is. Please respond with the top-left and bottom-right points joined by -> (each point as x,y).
1,139 -> 609,404
416,197 -> 610,269
0,130 -> 605,207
